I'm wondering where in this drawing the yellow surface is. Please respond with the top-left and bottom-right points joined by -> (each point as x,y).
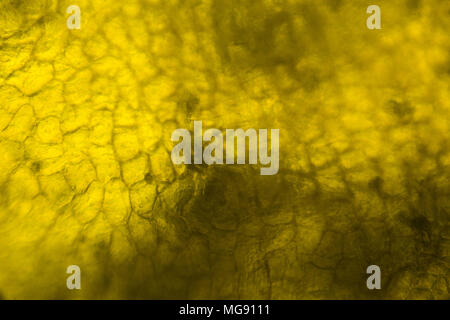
0,0 -> 448,299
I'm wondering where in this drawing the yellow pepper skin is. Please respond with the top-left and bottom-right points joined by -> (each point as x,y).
0,0 -> 448,299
